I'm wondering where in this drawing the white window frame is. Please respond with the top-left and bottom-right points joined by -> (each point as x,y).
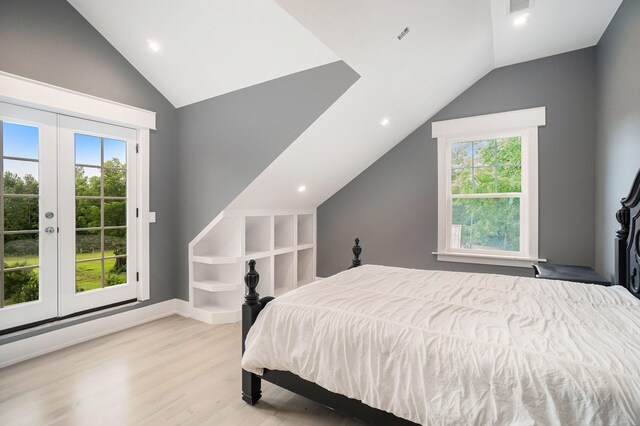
432,107 -> 546,268
0,70 -> 155,300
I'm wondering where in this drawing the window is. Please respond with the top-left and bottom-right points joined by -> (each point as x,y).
432,107 -> 546,268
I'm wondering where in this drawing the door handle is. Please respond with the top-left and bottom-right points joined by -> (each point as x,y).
45,226 -> 56,234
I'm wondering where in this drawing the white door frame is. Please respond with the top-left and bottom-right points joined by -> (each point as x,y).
0,71 -> 155,329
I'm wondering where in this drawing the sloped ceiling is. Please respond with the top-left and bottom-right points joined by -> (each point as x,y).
491,0 -> 623,67
66,0 -> 339,107
68,0 -> 622,210
230,0 -> 621,210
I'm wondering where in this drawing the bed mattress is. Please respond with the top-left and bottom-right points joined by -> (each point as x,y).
242,265 -> 640,425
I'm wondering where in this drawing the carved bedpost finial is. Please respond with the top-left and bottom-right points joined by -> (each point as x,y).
244,259 -> 260,305
349,238 -> 362,269
616,204 -> 630,239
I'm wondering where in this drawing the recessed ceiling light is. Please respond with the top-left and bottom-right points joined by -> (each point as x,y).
298,185 -> 306,192
513,13 -> 529,27
380,118 -> 390,127
146,39 -> 161,53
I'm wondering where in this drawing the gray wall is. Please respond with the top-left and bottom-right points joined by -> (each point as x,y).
595,0 -> 640,282
318,48 -> 598,278
0,0 -> 179,309
175,62 -> 358,300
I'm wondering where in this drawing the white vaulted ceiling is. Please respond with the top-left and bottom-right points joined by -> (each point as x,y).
66,0 -> 339,107
229,0 -> 495,209
491,0 -> 623,67
229,0 -> 621,210
68,0 -> 622,209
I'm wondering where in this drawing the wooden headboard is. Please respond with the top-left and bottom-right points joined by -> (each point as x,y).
615,168 -> 640,297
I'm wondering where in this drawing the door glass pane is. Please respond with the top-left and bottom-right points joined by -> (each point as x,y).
3,267 -> 39,306
2,122 -> 38,159
74,134 -> 127,293
104,167 -> 126,197
75,134 -> 101,166
105,228 -> 126,255
76,230 -> 101,261
76,260 -> 103,293
104,200 -> 126,227
5,234 -> 39,268
76,199 -> 101,228
451,197 -> 520,252
3,159 -> 39,194
4,198 -> 39,231
105,256 -> 126,287
75,166 -> 101,196
2,121 -> 41,309
104,139 -> 126,167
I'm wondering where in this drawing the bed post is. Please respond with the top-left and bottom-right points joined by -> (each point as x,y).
242,260 -> 263,405
615,204 -> 630,288
348,238 -> 362,269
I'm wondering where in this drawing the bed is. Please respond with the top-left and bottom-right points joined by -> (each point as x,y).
240,169 -> 640,425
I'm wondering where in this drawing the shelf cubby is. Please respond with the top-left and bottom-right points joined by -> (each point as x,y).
193,288 -> 241,312
192,288 -> 242,323
274,252 -> 295,296
245,216 -> 271,255
274,215 -> 295,250
297,214 -> 313,245
297,248 -> 314,286
192,216 -> 242,258
192,262 -> 242,292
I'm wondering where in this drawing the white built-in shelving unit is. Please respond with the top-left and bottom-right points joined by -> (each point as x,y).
188,209 -> 316,324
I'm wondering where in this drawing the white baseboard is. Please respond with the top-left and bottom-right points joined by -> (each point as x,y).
174,299 -> 241,324
0,299 -> 178,369
175,299 -> 197,319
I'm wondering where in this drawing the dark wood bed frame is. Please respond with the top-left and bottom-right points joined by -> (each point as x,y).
615,168 -> 640,299
241,167 -> 640,426
241,239 -> 417,425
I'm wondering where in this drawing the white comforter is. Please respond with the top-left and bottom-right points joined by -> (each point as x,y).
241,265 -> 640,425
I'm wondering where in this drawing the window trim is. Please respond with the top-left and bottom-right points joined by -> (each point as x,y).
432,107 -> 546,268
0,71 -> 155,300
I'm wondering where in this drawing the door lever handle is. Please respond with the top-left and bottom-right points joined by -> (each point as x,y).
45,226 -> 56,234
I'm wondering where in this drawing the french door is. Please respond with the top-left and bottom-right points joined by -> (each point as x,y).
0,103 -> 138,331
58,116 -> 138,316
0,103 -> 57,330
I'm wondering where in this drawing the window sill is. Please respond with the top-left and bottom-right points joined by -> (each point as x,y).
432,251 -> 547,268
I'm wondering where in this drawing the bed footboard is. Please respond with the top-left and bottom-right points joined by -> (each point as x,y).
241,238 -> 362,405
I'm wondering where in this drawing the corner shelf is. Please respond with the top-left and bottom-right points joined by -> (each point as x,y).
192,280 -> 241,293
188,209 -> 316,325
193,288 -> 243,323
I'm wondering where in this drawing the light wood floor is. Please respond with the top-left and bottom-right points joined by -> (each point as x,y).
0,315 -> 360,425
